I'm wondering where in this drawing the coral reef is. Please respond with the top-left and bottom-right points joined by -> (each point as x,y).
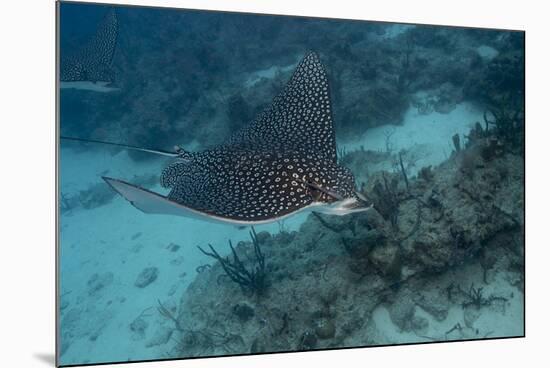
162,127 -> 523,358
87,272 -> 114,295
61,12 -> 522,156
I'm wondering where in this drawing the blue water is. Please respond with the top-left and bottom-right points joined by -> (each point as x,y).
58,2 -> 524,366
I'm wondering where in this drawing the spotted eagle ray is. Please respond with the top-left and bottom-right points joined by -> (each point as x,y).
60,8 -> 119,92
65,52 -> 371,224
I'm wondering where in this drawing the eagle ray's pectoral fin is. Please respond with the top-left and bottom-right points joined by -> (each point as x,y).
102,177 -> 234,223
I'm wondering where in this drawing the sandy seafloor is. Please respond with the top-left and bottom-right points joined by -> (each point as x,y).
58,98 -> 522,365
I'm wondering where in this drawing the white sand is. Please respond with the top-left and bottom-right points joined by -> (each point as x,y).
338,100 -> 483,176
244,62 -> 298,88
370,261 -> 524,344
59,147 -> 308,364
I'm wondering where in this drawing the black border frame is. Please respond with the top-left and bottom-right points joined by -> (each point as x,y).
55,1 -> 526,367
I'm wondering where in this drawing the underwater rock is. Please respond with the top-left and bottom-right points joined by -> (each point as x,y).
479,138 -> 506,162
175,139 -> 524,355
414,292 -> 450,322
273,230 -> 295,245
180,329 -> 212,353
337,84 -> 409,139
368,243 -> 401,279
340,310 -> 364,336
314,318 -> 336,339
297,330 -> 318,350
343,229 -> 385,259
232,302 -> 255,323
435,83 -> 463,114
130,316 -> 148,340
464,51 -> 524,125
387,295 -> 416,332
131,316 -> 148,331
363,207 -> 389,231
145,326 -> 174,347
134,267 -> 159,288
256,231 -> 271,244
410,315 -> 429,335
59,192 -> 79,214
319,287 -> 339,307
341,236 -> 369,260
412,233 -> 453,272
424,189 -> 443,210
167,243 -> 181,252
87,272 -> 114,295
417,166 -> 434,183
458,146 -> 484,179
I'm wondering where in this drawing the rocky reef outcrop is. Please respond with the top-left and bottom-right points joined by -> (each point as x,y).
157,130 -> 524,358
